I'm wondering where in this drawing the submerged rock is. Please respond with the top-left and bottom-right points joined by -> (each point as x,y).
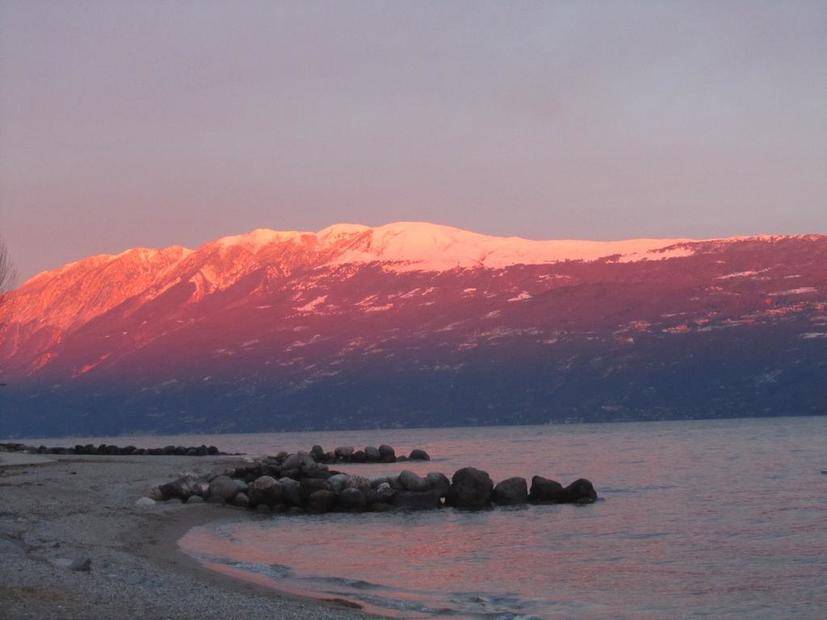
445,467 -> 493,509
409,449 -> 430,461
493,477 -> 528,505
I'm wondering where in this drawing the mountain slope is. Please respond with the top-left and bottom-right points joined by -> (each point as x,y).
1,222 -> 825,437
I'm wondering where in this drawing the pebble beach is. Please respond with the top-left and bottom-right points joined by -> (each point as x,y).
0,453 -> 369,619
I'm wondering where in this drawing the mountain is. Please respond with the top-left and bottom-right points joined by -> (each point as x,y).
1,221 -> 825,437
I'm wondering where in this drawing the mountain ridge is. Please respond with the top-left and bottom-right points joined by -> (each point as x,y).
1,222 -> 825,437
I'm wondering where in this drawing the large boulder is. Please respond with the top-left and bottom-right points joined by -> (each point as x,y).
158,476 -> 195,501
338,488 -> 367,511
378,444 -> 396,463
374,482 -> 396,504
233,492 -> 250,508
559,479 -> 598,504
399,470 -> 430,493
207,476 -> 240,503
364,446 -> 381,462
248,476 -> 282,507
278,477 -> 302,506
282,452 -> 315,473
334,446 -> 354,460
426,472 -> 450,495
302,462 -> 330,479
344,475 -> 372,494
529,476 -> 564,503
300,478 -> 333,501
409,449 -> 430,461
493,477 -> 528,505
310,445 -> 326,461
327,473 -> 351,494
445,467 -> 493,509
306,490 -> 336,513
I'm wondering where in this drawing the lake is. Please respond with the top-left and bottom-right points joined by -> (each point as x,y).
30,417 -> 827,618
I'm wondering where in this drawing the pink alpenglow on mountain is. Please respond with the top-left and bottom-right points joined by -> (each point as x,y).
0,222 -> 825,437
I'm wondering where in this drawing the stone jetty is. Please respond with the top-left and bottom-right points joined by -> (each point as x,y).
307,444 -> 431,464
147,449 -> 597,512
0,442 -> 225,456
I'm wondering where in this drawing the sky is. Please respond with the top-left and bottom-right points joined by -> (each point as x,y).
1,1 -> 826,282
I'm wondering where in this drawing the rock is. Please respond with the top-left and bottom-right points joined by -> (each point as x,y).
409,449 -> 430,461
300,478 -> 333,500
49,557 -> 92,572
186,495 -> 205,504
233,492 -> 250,508
351,450 -> 366,463
529,476 -> 565,503
193,481 -> 210,498
392,489 -> 443,510
327,473 -> 351,494
378,444 -> 396,463
306,490 -> 336,513
492,477 -> 528,505
426,472 -> 451,495
396,455 -> 409,462
207,475 -> 239,503
282,452 -> 315,471
248,476 -> 282,507
445,467 -> 493,509
135,497 -> 156,508
158,476 -> 194,501
364,446 -> 380,462
338,488 -> 367,511
302,462 -> 330,479
399,470 -> 430,492
370,476 -> 390,488
343,475 -> 371,494
147,486 -> 165,501
559,478 -> 598,504
374,482 -> 396,503
278,477 -> 302,506
69,557 -> 92,572
334,446 -> 355,460
310,445 -> 326,461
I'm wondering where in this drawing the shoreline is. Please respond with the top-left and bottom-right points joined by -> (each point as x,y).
0,455 -> 372,619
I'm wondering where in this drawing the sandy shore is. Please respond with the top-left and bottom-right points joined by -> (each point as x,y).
0,454 -> 370,619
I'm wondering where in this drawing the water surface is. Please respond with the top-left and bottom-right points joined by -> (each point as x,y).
25,418 -> 827,617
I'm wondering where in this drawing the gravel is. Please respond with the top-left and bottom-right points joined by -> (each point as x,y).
0,455 -> 371,619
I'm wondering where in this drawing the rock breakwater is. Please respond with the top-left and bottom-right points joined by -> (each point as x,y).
147,450 -> 597,513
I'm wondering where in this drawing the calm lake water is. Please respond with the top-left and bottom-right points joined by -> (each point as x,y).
30,417 -> 827,618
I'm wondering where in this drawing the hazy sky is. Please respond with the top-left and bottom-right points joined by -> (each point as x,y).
1,1 -> 826,281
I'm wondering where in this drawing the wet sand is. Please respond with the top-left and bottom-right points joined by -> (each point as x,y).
0,454 -> 370,619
